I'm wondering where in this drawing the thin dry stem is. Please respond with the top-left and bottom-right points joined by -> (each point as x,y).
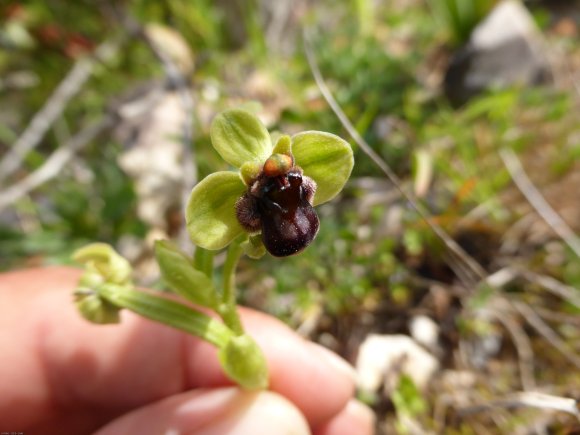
500,148 -> 580,258
458,392 -> 580,419
518,269 -> 580,310
488,307 -> 536,391
0,39 -> 121,186
0,117 -> 114,212
514,300 -> 580,370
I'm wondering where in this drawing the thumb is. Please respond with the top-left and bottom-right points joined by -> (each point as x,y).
95,387 -> 311,435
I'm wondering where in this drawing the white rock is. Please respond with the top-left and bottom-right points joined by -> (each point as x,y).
471,0 -> 539,50
444,0 -> 551,105
355,334 -> 439,394
409,315 -> 439,349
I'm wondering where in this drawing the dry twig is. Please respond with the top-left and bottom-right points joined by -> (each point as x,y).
487,266 -> 580,310
514,300 -> 580,370
535,307 -> 580,327
458,392 -> 580,419
0,39 -> 121,186
0,117 -> 114,212
518,269 -> 580,310
487,306 -> 536,391
500,148 -> 580,258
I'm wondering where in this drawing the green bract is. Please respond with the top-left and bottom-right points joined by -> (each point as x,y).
155,240 -> 218,308
186,108 -> 354,251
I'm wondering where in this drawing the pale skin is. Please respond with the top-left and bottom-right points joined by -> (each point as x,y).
0,267 -> 375,435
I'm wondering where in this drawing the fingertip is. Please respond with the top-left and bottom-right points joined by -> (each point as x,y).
306,342 -> 356,384
239,310 -> 356,427
314,399 -> 376,435
95,388 -> 311,435
184,309 -> 356,427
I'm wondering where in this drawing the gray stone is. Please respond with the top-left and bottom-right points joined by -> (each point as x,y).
444,0 -> 551,106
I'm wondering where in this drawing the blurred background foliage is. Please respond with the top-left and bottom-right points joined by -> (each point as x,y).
2,0 -> 580,432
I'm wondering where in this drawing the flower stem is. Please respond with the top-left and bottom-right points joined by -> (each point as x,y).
98,283 -> 234,347
194,247 -> 215,278
219,235 -> 246,335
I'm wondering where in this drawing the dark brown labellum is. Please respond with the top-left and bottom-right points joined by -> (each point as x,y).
258,171 -> 319,257
236,168 -> 319,257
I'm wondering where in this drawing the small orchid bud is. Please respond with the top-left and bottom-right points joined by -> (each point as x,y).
218,334 -> 269,390
74,287 -> 121,324
73,243 -> 132,285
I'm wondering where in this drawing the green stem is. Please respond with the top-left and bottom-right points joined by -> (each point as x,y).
98,283 -> 234,347
219,236 -> 245,335
194,247 -> 215,278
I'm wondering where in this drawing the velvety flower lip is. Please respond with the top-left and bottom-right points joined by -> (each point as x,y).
186,108 -> 353,252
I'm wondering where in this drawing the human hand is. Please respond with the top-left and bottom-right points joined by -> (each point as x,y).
0,267 -> 374,435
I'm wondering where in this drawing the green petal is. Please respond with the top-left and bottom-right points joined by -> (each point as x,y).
210,109 -> 272,168
272,134 -> 292,157
291,131 -> 354,205
186,172 -> 246,250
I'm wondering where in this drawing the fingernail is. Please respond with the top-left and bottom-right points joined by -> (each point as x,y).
308,342 -> 357,383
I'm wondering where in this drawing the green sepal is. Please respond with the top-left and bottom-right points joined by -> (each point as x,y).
218,334 -> 269,390
292,131 -> 354,206
186,171 -> 246,250
73,243 -> 132,285
210,109 -> 272,168
154,240 -> 218,308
